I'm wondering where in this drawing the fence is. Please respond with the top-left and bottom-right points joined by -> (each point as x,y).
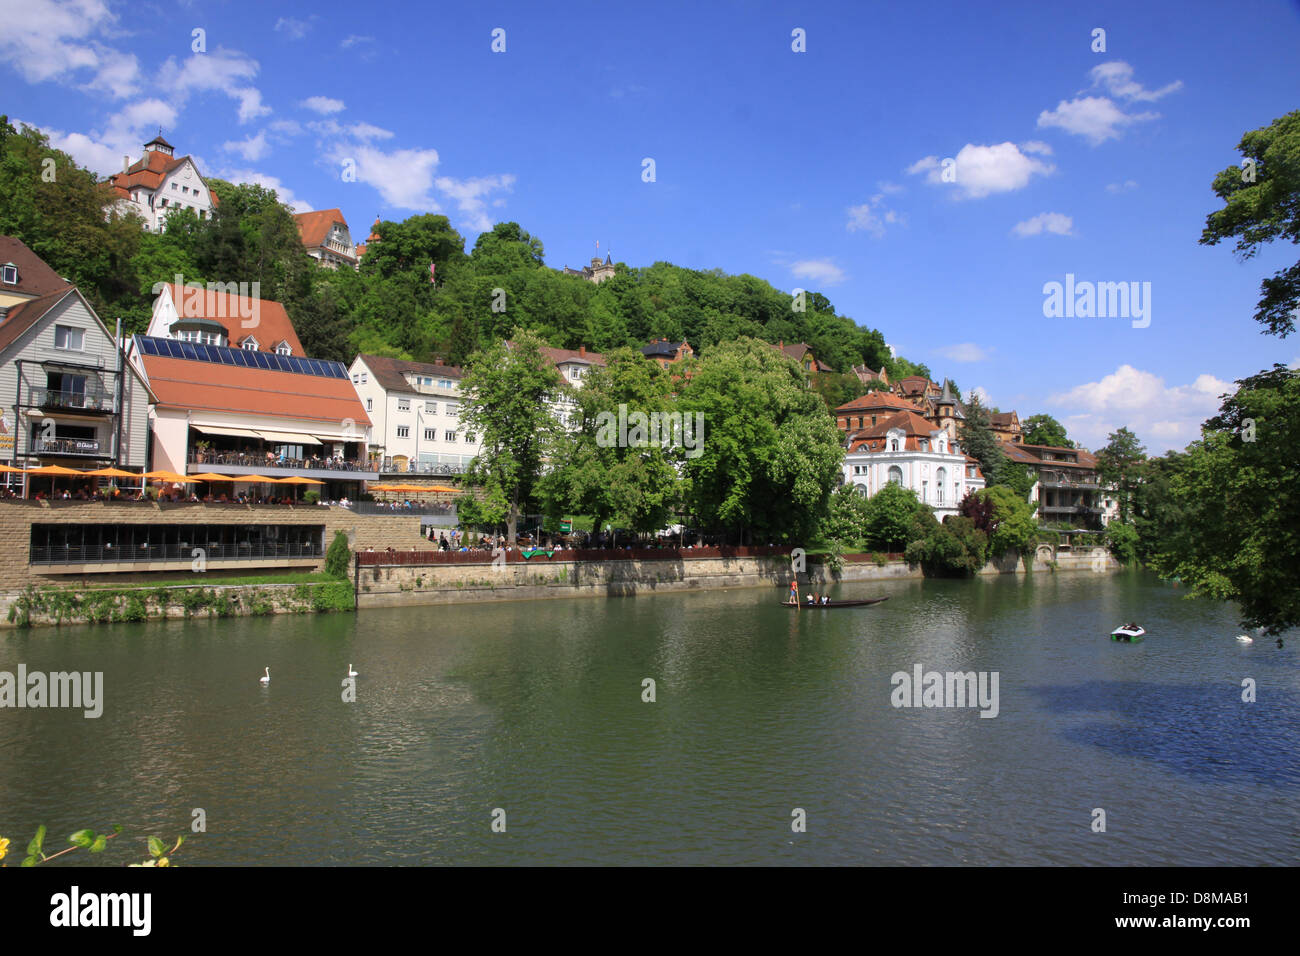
357,545 -> 791,566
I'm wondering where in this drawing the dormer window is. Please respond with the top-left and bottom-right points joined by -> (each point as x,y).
274,341 -> 292,356
1,263 -> 16,284
242,336 -> 259,350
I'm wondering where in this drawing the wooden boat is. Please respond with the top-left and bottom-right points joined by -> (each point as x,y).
782,598 -> 889,608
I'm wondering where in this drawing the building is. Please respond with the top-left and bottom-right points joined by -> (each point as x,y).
144,282 -> 303,354
896,375 -> 942,404
293,209 -> 359,269
1003,443 -> 1109,528
850,364 -> 889,388
128,283 -> 372,493
640,338 -> 694,370
989,410 -> 1023,444
562,254 -> 615,283
922,379 -> 966,441
106,134 -> 216,232
773,341 -> 832,376
0,237 -> 152,473
834,390 -> 923,433
355,218 -> 380,262
842,408 -> 984,519
348,354 -> 479,474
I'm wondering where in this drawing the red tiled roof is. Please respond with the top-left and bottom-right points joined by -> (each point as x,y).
847,409 -> 940,452
1008,442 -> 1097,469
108,150 -> 188,193
540,345 -> 606,366
293,209 -> 352,250
991,411 -> 1019,427
359,354 -> 464,393
835,391 -> 917,414
165,283 -> 303,356
140,353 -> 371,426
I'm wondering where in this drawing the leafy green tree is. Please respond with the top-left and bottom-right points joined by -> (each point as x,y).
959,393 -> 1006,487
459,330 -> 564,545
1096,427 -> 1147,523
1105,522 -> 1139,566
1022,413 -> 1072,447
862,481 -> 926,551
543,347 -> 682,537
820,484 -> 871,546
1131,450 -> 1190,565
678,337 -> 844,544
978,485 -> 1038,557
1151,365 -> 1300,633
905,513 -> 988,577
1200,110 -> 1300,337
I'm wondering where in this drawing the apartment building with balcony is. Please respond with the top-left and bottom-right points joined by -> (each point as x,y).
348,354 -> 480,475
1004,443 -> 1114,528
0,237 -> 152,471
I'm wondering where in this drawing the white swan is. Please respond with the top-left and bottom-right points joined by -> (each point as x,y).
260,666 -> 271,683
347,664 -> 358,677
1236,635 -> 1253,644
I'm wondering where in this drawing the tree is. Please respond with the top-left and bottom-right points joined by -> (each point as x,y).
459,330 -> 565,545
1151,365 -> 1300,634
862,481 -> 926,551
1022,413 -> 1072,448
678,337 -> 844,544
820,485 -> 871,546
324,531 -> 352,578
959,393 -> 1006,487
978,485 -> 1038,557
1131,450 -> 1190,565
1200,110 -> 1300,337
1096,427 -> 1146,523
904,512 -> 988,577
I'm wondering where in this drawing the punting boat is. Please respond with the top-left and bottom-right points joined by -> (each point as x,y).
782,598 -> 889,608
1111,623 -> 1146,642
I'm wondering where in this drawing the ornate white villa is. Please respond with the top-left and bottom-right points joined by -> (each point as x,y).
107,134 -> 216,232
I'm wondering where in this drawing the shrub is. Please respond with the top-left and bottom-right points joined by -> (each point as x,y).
324,531 -> 352,579
1106,521 -> 1139,565
304,490 -> 320,505
905,513 -> 988,577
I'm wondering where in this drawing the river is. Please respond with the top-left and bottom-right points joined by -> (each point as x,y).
2,570 -> 1295,865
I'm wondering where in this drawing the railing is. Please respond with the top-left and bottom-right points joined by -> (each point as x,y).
189,451 -> 379,472
26,387 -> 114,411
358,545 -> 791,566
30,541 -> 320,565
378,459 -> 470,475
346,502 -> 457,516
32,438 -> 101,455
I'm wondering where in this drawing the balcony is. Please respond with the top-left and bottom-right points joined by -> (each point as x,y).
1041,477 -> 1100,490
26,387 -> 115,413
188,450 -> 377,482
378,458 -> 470,476
33,437 -> 101,456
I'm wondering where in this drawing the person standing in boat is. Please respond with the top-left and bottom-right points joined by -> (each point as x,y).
789,579 -> 799,605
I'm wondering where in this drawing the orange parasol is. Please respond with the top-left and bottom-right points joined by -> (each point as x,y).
24,464 -> 88,475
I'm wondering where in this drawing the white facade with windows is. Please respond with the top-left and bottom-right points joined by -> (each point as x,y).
842,412 -> 985,519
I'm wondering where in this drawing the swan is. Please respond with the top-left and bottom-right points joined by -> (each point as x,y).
347,664 -> 358,677
260,667 -> 271,683
1236,635 -> 1253,644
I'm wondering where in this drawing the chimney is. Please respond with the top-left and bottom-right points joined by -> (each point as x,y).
579,345 -> 586,358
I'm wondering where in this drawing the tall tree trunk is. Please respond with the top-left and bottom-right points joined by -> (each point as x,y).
508,486 -> 519,546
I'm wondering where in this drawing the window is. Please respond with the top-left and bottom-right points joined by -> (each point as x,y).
445,431 -> 457,442
397,398 -> 410,412
243,337 -> 259,350
361,372 -> 368,384
424,428 -> 436,441
171,183 -> 178,191
936,468 -> 947,505
888,466 -> 903,485
438,378 -> 453,389
275,342 -> 291,356
444,402 -> 459,418
465,433 -> 475,444
352,373 -> 360,383
425,401 -> 436,414
1,264 -> 17,284
54,325 -> 84,350
366,398 -> 373,412
396,426 -> 409,438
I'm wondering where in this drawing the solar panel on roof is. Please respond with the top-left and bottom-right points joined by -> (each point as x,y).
132,335 -> 346,379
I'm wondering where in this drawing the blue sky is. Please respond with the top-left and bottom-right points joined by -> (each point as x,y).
6,0 -> 1300,452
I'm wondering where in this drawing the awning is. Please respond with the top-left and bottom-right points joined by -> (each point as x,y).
254,429 -> 323,445
193,425 -> 263,439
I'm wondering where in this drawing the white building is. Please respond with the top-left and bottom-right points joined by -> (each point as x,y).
532,344 -> 607,429
292,209 -> 359,270
842,408 -> 985,519
107,135 -> 216,233
348,354 -> 480,473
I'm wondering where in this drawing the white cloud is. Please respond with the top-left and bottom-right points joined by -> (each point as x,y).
1089,61 -> 1183,102
274,17 -> 312,40
1012,212 -> 1074,238
789,259 -> 847,286
309,119 -> 393,140
847,183 -> 906,236
157,48 -> 271,123
1020,140 -> 1053,156
301,95 -> 345,115
1051,365 -> 1232,453
846,202 -> 885,237
221,167 -> 313,213
908,142 -> 1054,199
1037,96 -> 1159,145
1106,180 -> 1139,193
268,119 -> 303,136
326,143 -> 443,209
341,35 -> 375,49
434,174 -> 516,232
0,0 -> 140,98
936,343 -> 993,362
970,386 -> 993,406
223,130 -> 269,161
27,97 -> 179,175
